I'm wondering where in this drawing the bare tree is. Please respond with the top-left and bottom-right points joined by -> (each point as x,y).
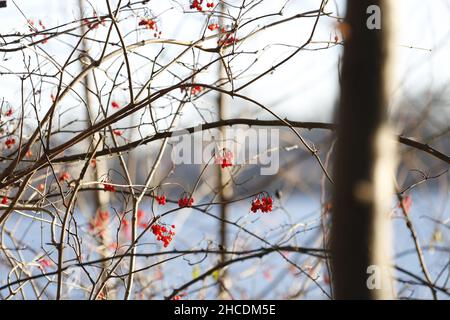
0,0 -> 447,301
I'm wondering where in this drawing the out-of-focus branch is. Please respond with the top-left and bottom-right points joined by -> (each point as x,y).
49,119 -> 448,165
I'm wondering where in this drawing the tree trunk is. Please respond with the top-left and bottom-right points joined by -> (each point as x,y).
216,2 -> 232,298
331,0 -> 396,299
78,0 -> 111,298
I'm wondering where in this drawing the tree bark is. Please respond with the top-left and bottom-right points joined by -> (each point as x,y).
78,0 -> 111,298
331,0 -> 396,299
216,2 -> 232,298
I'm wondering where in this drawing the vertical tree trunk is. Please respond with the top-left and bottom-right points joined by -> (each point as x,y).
331,0 -> 396,299
78,0 -> 111,298
216,80 -> 230,298
78,0 -> 110,217
216,2 -> 233,299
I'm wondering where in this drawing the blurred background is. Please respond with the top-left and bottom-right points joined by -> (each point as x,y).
0,0 -> 448,299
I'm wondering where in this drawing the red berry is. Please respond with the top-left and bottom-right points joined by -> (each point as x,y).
113,130 -> 123,136
111,101 -> 120,109
178,195 -> 194,207
5,138 -> 16,149
191,85 -> 202,95
215,149 -> 233,168
90,210 -> 110,238
208,23 -> 219,31
98,210 -> 109,222
139,18 -> 156,30
250,193 -> 273,213
137,209 -> 148,228
59,172 -> 70,182
156,195 -> 166,205
103,183 -> 116,192
218,34 -> 238,47
190,0 -> 203,11
38,258 -> 53,268
150,222 -> 175,247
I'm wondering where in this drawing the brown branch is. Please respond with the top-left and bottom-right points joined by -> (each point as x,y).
50,119 -> 448,165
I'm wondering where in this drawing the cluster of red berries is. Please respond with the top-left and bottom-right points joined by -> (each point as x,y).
178,195 -> 194,207
191,85 -> 202,95
97,211 -> 110,225
103,182 -> 116,192
218,34 -> 238,47
138,18 -> 162,37
155,195 -> 166,205
190,0 -> 202,11
89,210 -> 110,238
250,193 -> 273,213
121,218 -> 130,232
190,0 -> 214,11
138,209 -> 150,228
221,158 -> 232,168
1,196 -> 8,205
38,258 -> 53,269
208,23 -> 220,31
138,18 -> 157,30
28,19 -> 48,43
190,0 -> 203,11
4,108 -> 13,117
151,223 -> 176,247
215,148 -> 233,168
28,19 -> 49,43
83,13 -> 106,30
180,84 -> 202,95
59,172 -> 70,182
5,138 -> 15,149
